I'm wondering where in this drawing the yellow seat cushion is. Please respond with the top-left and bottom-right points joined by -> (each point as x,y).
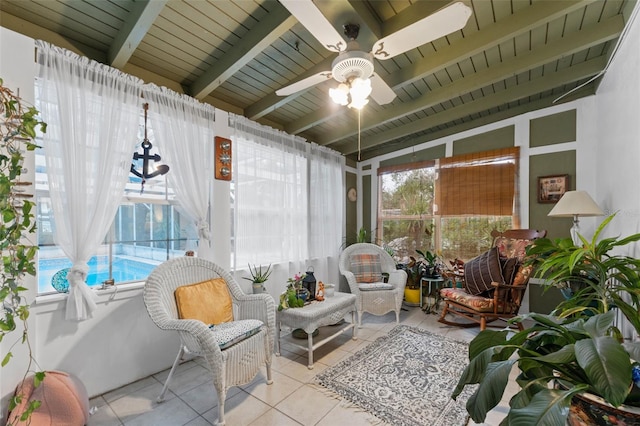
175,278 -> 234,325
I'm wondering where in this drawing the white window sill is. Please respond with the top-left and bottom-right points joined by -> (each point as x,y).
34,281 -> 146,310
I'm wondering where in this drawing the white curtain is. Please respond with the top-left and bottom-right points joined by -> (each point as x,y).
230,114 -> 344,290
142,84 -> 215,259
231,115 -> 309,272
309,142 -> 345,261
36,41 -> 143,320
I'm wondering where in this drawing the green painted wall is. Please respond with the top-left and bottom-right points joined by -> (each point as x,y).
363,174 -> 372,242
453,125 -> 514,155
530,109 -> 576,147
380,144 -> 446,168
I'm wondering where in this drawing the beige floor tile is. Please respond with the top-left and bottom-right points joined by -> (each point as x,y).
159,363 -> 212,397
88,403 -> 123,426
184,416 -> 214,426
242,370 -> 303,406
108,380 -> 177,422
275,384 -> 340,425
280,355 -> 329,382
122,396 -> 199,426
202,391 -> 270,426
316,400 -> 389,426
103,376 -> 162,403
247,408 -> 302,425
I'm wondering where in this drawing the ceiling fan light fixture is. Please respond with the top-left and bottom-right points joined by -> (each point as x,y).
329,83 -> 349,105
350,77 -> 371,99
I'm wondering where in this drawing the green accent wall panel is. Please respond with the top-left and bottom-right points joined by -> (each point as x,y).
379,144 -> 446,168
363,174 -> 372,242
530,109 -> 576,147
529,150 -> 576,240
453,125 -> 514,155
345,171 -> 357,246
528,282 -> 565,314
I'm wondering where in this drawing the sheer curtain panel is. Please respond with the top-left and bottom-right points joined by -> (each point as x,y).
142,84 -> 215,259
231,115 -> 309,271
36,41 -> 143,320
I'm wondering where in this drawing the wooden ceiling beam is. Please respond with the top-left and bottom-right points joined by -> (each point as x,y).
318,15 -> 623,145
337,56 -> 607,155
189,4 -> 295,100
284,0 -> 597,137
108,0 -> 166,69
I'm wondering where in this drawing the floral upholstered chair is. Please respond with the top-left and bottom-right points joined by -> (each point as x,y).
339,243 -> 407,326
438,229 -> 546,330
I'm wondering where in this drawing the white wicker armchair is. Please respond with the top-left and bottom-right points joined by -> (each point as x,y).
339,243 -> 407,326
143,257 -> 274,426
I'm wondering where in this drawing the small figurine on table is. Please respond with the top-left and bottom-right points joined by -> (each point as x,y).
315,281 -> 325,301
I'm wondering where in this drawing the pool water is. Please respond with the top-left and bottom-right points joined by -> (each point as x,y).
38,256 -> 160,294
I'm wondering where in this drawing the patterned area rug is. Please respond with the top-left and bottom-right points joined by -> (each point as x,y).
315,325 -> 475,426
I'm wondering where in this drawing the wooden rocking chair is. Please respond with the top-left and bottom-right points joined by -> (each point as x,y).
438,229 -> 546,330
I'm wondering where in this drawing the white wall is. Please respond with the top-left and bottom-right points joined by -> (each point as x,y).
594,6 -> 640,243
0,27 -> 39,419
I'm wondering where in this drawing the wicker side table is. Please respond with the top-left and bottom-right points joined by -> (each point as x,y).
275,292 -> 357,369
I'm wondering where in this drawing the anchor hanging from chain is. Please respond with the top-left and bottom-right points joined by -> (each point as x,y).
130,103 -> 169,193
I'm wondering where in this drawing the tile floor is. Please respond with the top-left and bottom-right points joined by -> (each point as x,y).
87,306 -> 518,426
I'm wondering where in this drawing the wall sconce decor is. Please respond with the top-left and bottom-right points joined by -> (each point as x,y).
215,136 -> 232,181
130,103 -> 169,193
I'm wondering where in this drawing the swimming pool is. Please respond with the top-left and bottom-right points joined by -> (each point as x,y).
38,256 -> 160,294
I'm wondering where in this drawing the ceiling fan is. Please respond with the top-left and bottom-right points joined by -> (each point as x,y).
276,0 -> 473,108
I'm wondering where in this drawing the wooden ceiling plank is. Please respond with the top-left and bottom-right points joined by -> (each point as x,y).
340,56 -> 607,154
109,2 -> 180,68
245,56 -> 334,119
274,0 -> 597,137
189,4 -> 295,100
318,15 -> 622,144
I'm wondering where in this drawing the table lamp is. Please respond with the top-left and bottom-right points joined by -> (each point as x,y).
548,190 -> 604,244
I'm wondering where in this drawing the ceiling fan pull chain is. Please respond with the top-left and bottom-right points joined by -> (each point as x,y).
358,108 -> 361,161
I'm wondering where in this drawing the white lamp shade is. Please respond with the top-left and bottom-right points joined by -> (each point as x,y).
548,190 -> 604,217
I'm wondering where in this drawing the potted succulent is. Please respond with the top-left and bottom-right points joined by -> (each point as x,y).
452,310 -> 640,425
243,263 -> 272,294
1,79 -> 46,423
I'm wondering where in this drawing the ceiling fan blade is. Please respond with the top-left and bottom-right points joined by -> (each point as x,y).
369,73 -> 396,105
279,0 -> 346,52
275,71 -> 333,96
372,1 -> 472,60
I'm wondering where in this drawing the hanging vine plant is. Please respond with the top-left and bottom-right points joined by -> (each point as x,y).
0,78 -> 46,423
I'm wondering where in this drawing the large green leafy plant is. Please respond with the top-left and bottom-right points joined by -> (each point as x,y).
526,213 -> 640,335
453,310 -> 640,424
1,78 -> 46,423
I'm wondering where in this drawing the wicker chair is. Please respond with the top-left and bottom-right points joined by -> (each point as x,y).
143,257 -> 274,426
339,243 -> 407,326
438,229 -> 546,331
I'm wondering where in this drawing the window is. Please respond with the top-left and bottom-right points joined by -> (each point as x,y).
36,111 -> 197,294
378,148 -> 519,262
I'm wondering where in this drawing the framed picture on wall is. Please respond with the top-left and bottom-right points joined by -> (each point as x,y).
538,174 -> 570,203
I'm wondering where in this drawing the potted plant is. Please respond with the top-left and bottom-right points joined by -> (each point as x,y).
452,310 -> 640,425
1,78 -> 46,423
525,212 -> 640,335
416,248 -> 440,278
243,263 -> 272,294
453,213 -> 640,424
400,257 -> 422,305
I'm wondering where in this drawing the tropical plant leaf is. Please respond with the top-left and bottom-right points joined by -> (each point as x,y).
575,336 -> 631,406
583,309 -> 616,338
452,347 -> 497,399
506,387 -> 584,426
468,329 -> 509,360
623,342 -> 640,363
466,359 -> 517,423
